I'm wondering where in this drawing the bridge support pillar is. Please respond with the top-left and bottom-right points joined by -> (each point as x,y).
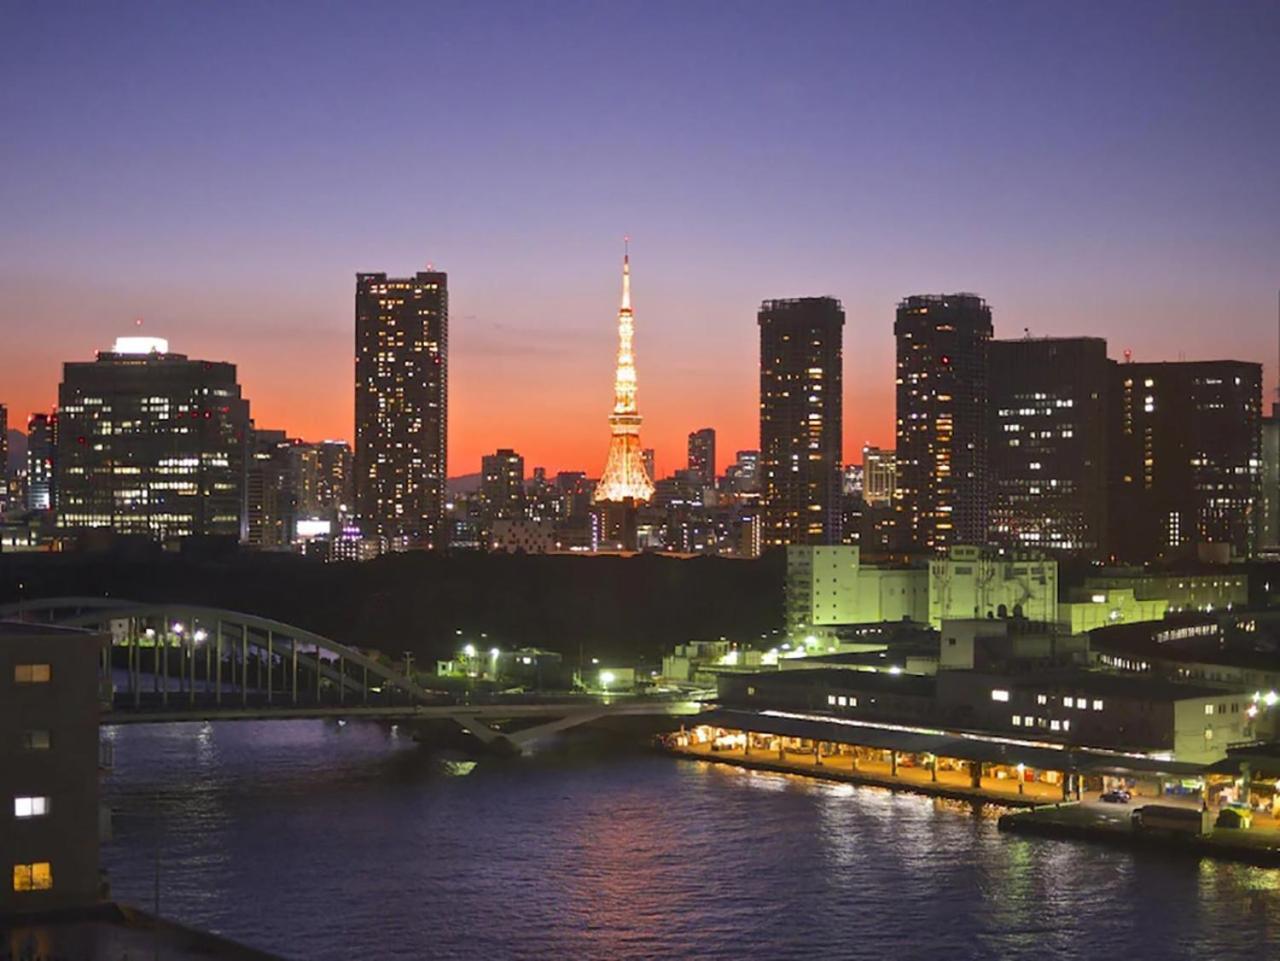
241,626 -> 249,705
890,750 -> 898,777
215,622 -> 223,705
266,631 -> 274,705
339,658 -> 345,705
291,637 -> 298,705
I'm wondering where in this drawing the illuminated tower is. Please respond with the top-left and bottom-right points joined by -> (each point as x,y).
594,248 -> 655,504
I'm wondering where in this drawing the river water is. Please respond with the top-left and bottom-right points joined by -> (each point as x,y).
100,720 -> 1280,961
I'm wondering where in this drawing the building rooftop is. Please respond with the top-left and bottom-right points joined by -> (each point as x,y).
998,669 -> 1231,702
747,667 -> 937,698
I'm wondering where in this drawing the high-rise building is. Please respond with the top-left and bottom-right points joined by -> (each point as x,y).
355,270 -> 448,548
298,439 -> 353,519
1110,360 -> 1262,561
758,297 -> 844,546
26,413 -> 55,512
480,448 -> 526,524
725,450 -> 761,494
595,251 -> 655,504
687,428 -> 716,487
0,403 -> 7,494
1261,405 -> 1280,555
989,337 -> 1110,556
245,428 -> 299,549
894,293 -> 992,552
642,448 -> 656,484
55,337 -> 249,541
861,446 -> 896,507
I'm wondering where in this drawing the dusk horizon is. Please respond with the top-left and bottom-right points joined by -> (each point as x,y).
4,1 -> 1279,477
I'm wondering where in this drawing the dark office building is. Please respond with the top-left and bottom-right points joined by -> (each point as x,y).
354,271 -> 448,548
26,413 -> 56,512
759,297 -> 844,546
894,293 -> 992,552
687,428 -> 716,487
989,337 -> 1111,557
55,338 -> 249,542
1111,360 -> 1262,561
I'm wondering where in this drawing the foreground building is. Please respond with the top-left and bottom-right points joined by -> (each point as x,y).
759,297 -> 844,547
894,293 -> 992,552
785,543 -> 1057,636
355,270 -> 448,548
55,337 -> 250,542
1,621 -> 105,913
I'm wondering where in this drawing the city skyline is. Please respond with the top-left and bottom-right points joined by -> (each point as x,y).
3,3 -> 1279,476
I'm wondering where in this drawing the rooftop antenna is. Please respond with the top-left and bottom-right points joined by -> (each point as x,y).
1023,327 -> 1030,339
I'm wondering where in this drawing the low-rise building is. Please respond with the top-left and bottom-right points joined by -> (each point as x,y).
786,544 -> 1057,637
1059,587 -> 1169,634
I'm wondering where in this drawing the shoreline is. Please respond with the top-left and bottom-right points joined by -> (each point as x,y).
665,745 -> 1280,867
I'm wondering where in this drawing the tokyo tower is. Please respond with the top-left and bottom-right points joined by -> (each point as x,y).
594,244 -> 655,504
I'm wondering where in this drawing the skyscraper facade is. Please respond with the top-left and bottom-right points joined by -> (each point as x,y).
55,337 -> 250,541
1110,360 -> 1261,561
894,293 -> 992,552
989,337 -> 1110,557
26,413 -> 55,512
758,297 -> 844,546
298,439 -> 353,519
480,448 -> 526,524
354,271 -> 448,548
687,428 -> 716,487
861,445 -> 896,507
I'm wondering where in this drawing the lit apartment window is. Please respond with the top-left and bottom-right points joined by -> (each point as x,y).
1092,700 -> 1104,711
1011,715 -> 1022,726
991,689 -> 1010,702
1204,704 -> 1215,716
1050,720 -> 1061,732
1036,694 -> 1048,705
12,862 -> 53,891
21,730 -> 51,750
14,796 -> 50,819
13,664 -> 51,684
837,696 -> 849,707
1064,697 -> 1074,708
828,694 -> 837,706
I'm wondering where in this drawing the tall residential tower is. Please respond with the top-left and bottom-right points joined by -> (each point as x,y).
894,293 -> 992,552
354,270 -> 448,548
759,297 -> 844,546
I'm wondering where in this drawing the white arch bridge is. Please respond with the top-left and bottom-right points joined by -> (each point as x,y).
0,597 -> 705,753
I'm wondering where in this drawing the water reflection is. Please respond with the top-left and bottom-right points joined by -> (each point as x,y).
101,721 -> 1280,961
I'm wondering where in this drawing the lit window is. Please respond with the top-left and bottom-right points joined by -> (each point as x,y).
1050,720 -> 1061,732
1011,715 -> 1022,726
21,731 -> 50,750
12,862 -> 53,892
827,694 -> 837,706
991,689 -> 1010,702
1037,694 -> 1048,705
1092,700 -> 1103,711
13,664 -> 51,684
1063,697 -> 1074,708
837,696 -> 848,707
1204,704 -> 1214,716
13,797 -> 49,819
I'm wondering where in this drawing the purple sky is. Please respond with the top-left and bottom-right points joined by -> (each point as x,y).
2,1 -> 1278,476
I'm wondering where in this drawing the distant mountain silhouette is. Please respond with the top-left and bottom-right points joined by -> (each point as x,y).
446,473 -> 481,494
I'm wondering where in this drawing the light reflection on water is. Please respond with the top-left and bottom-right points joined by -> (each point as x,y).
101,720 -> 1280,961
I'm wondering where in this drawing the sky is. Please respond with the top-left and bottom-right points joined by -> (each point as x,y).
2,0 -> 1278,477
